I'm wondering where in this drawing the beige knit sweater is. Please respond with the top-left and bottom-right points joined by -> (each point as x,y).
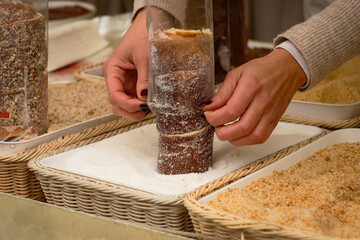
133,0 -> 360,89
274,0 -> 360,88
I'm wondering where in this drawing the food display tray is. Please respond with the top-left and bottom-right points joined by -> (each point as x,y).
28,121 -> 325,231
184,128 -> 360,240
285,100 -> 360,121
282,100 -> 360,129
0,114 -> 119,155
245,40 -> 360,128
49,1 -> 96,28
0,114 -> 147,201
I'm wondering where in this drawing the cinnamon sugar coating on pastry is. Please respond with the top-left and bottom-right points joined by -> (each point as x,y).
158,126 -> 214,175
151,28 -> 214,75
151,28 -> 215,174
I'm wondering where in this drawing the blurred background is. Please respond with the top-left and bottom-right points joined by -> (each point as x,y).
50,0 -> 310,42
47,0 -> 330,83
84,0 -> 134,16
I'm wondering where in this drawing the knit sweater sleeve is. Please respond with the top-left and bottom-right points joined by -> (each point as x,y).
132,0 -> 186,23
274,0 -> 360,89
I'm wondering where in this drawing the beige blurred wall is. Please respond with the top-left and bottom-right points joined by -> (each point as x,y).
81,0 -> 134,15
73,0 -> 327,43
245,0 -> 305,42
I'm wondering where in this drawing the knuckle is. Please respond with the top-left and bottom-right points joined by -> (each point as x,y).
225,70 -> 235,79
225,108 -> 239,120
237,122 -> 252,136
108,95 -> 116,105
102,60 -> 108,70
132,115 -> 144,122
138,75 -> 149,84
215,129 -> 227,141
215,89 -> 226,100
252,132 -> 267,144
230,140 -> 242,147
226,68 -> 240,79
262,97 -> 272,106
102,60 -> 110,74
112,105 -> 121,116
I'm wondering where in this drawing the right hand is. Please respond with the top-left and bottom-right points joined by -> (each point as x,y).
102,9 -> 150,121
203,48 -> 307,146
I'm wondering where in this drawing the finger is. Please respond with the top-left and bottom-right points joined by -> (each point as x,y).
229,115 -> 278,146
132,42 -> 150,101
202,70 -> 239,111
204,77 -> 256,127
105,67 -> 144,113
214,90 -> 272,140
228,84 -> 292,146
112,105 -> 147,122
134,51 -> 149,101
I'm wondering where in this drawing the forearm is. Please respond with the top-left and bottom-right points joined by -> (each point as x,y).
274,0 -> 360,89
132,0 -> 185,23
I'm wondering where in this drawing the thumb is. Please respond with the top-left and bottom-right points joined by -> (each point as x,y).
134,53 -> 150,102
203,70 -> 239,111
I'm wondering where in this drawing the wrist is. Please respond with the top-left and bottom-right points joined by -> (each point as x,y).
275,40 -> 310,90
270,48 -> 307,90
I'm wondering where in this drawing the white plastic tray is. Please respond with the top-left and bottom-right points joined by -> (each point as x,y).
82,65 -> 104,80
199,128 -> 360,204
49,1 -> 96,28
0,114 -> 119,155
285,100 -> 360,121
40,122 -> 323,196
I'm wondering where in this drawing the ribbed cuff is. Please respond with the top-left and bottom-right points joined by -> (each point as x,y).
275,40 -> 311,90
132,0 -> 185,23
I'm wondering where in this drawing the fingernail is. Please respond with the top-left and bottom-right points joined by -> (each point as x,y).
140,89 -> 148,98
140,104 -> 150,114
200,100 -> 212,107
144,109 -> 152,116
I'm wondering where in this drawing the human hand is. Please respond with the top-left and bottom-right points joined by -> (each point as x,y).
102,9 -> 150,121
203,48 -> 307,146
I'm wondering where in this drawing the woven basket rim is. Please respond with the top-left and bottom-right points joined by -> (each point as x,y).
74,61 -> 104,83
186,130 -> 327,200
182,130 -> 348,240
29,126 -> 326,216
0,114 -> 146,162
28,117 -> 187,206
185,196 -> 339,240
281,114 -> 360,129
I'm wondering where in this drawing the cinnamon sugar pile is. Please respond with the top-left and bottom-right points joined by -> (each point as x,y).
208,142 -> 360,239
47,80 -> 112,132
293,57 -> 360,104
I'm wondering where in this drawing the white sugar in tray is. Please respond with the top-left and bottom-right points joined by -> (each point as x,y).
40,122 -> 322,196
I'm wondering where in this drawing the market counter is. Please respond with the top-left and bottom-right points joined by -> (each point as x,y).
0,192 -> 189,240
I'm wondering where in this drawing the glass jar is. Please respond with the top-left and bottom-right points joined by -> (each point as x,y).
0,0 -> 48,141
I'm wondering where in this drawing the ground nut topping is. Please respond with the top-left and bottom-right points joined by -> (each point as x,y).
47,80 -> 112,132
208,142 -> 360,239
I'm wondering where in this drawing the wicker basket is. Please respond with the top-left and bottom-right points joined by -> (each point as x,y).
28,122 -> 326,232
280,114 -> 360,129
0,115 -> 151,201
183,131 -> 334,240
28,117 -> 196,231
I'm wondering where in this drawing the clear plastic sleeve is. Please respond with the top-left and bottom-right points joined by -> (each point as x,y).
146,1 -> 214,115
146,1 -> 215,174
